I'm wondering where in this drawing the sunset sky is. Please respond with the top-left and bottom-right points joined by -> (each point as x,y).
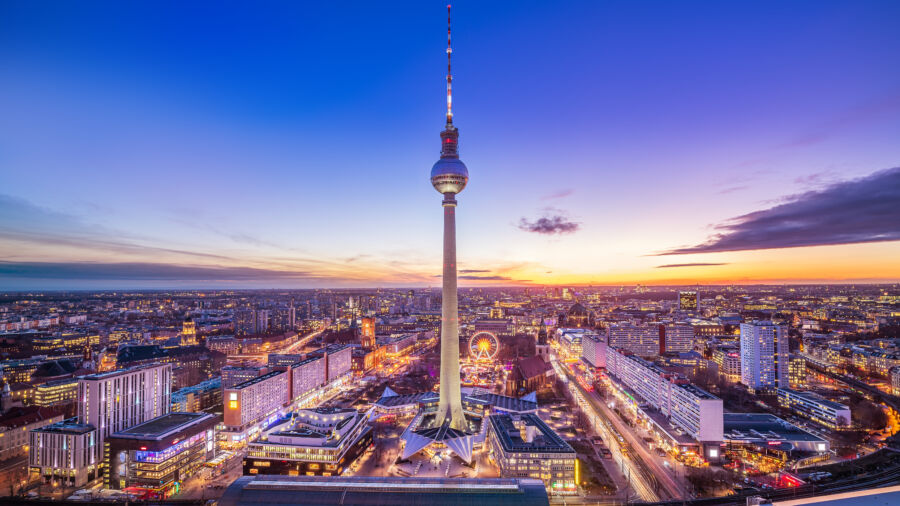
1,1 -> 899,289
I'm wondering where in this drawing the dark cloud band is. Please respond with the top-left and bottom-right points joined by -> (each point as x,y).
656,263 -> 728,268
661,167 -> 900,254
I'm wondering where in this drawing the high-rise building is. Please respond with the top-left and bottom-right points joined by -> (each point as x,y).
581,332 -> 606,368
679,291 -> 698,311
268,307 -> 296,333
30,364 -> 172,487
224,370 -> 290,431
430,6 -> 469,432
606,323 -> 659,357
605,347 -> 723,460
234,309 -> 270,336
740,321 -> 788,392
79,364 -> 172,443
661,323 -> 695,354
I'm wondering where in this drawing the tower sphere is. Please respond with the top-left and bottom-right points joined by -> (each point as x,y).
431,157 -> 468,194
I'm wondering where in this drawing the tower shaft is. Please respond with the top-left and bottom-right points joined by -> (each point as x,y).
436,192 -> 466,430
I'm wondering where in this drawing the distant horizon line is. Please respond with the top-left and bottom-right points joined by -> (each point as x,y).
1,281 -> 898,293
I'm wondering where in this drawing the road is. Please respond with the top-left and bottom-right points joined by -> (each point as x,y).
552,358 -> 659,502
227,328 -> 324,361
281,329 -> 323,354
585,380 -> 689,500
556,357 -> 687,502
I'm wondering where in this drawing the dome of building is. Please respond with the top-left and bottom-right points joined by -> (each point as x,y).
431,158 -> 468,194
567,303 -> 588,317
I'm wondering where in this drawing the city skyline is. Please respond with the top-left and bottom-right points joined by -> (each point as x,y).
3,0 -> 900,289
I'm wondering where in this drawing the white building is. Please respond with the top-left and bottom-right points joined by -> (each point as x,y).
290,355 -> 326,403
30,363 -> 172,487
322,344 -> 352,382
78,364 -> 172,443
224,370 -> 289,431
29,420 -> 98,486
606,324 -> 660,357
606,346 -> 723,458
581,333 -> 607,368
740,321 -> 788,391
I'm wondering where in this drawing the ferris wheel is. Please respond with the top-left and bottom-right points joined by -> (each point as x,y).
468,331 -> 500,361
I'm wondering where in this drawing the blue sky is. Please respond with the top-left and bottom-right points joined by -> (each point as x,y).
1,1 -> 899,289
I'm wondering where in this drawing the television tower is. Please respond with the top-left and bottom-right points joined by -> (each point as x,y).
431,4 -> 468,431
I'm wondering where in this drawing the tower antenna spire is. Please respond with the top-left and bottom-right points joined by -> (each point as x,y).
446,4 -> 453,125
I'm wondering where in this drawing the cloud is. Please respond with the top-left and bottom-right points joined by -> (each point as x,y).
716,185 -> 748,195
458,275 -> 513,281
518,212 -> 580,235
0,194 -> 233,262
541,189 -> 574,201
459,269 -> 490,274
0,261 -> 319,281
656,263 -> 728,268
793,170 -> 840,188
775,93 -> 900,150
660,167 -> 900,255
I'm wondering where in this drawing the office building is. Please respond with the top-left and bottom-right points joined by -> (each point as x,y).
29,419 -> 98,486
580,332 -> 606,368
556,328 -> 588,359
224,370 -> 289,433
268,307 -> 296,333
777,388 -> 851,429
290,356 -> 326,404
222,365 -> 268,389
606,324 -> 659,357
235,309 -> 269,336
712,346 -> 741,383
104,412 -> 217,497
740,321 -> 788,392
207,335 -> 240,356
171,377 -> 222,413
679,291 -> 698,311
244,407 -> 372,477
661,324 -> 694,354
79,364 -> 172,444
34,378 -> 78,407
486,413 -> 577,495
309,344 -> 352,383
789,356 -> 807,388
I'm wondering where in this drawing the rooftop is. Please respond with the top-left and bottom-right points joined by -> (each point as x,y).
218,475 -> 549,506
80,363 -> 168,381
778,388 -> 849,410
230,369 -> 284,390
112,412 -> 215,440
723,413 -> 826,443
33,418 -> 95,435
489,413 -> 574,454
